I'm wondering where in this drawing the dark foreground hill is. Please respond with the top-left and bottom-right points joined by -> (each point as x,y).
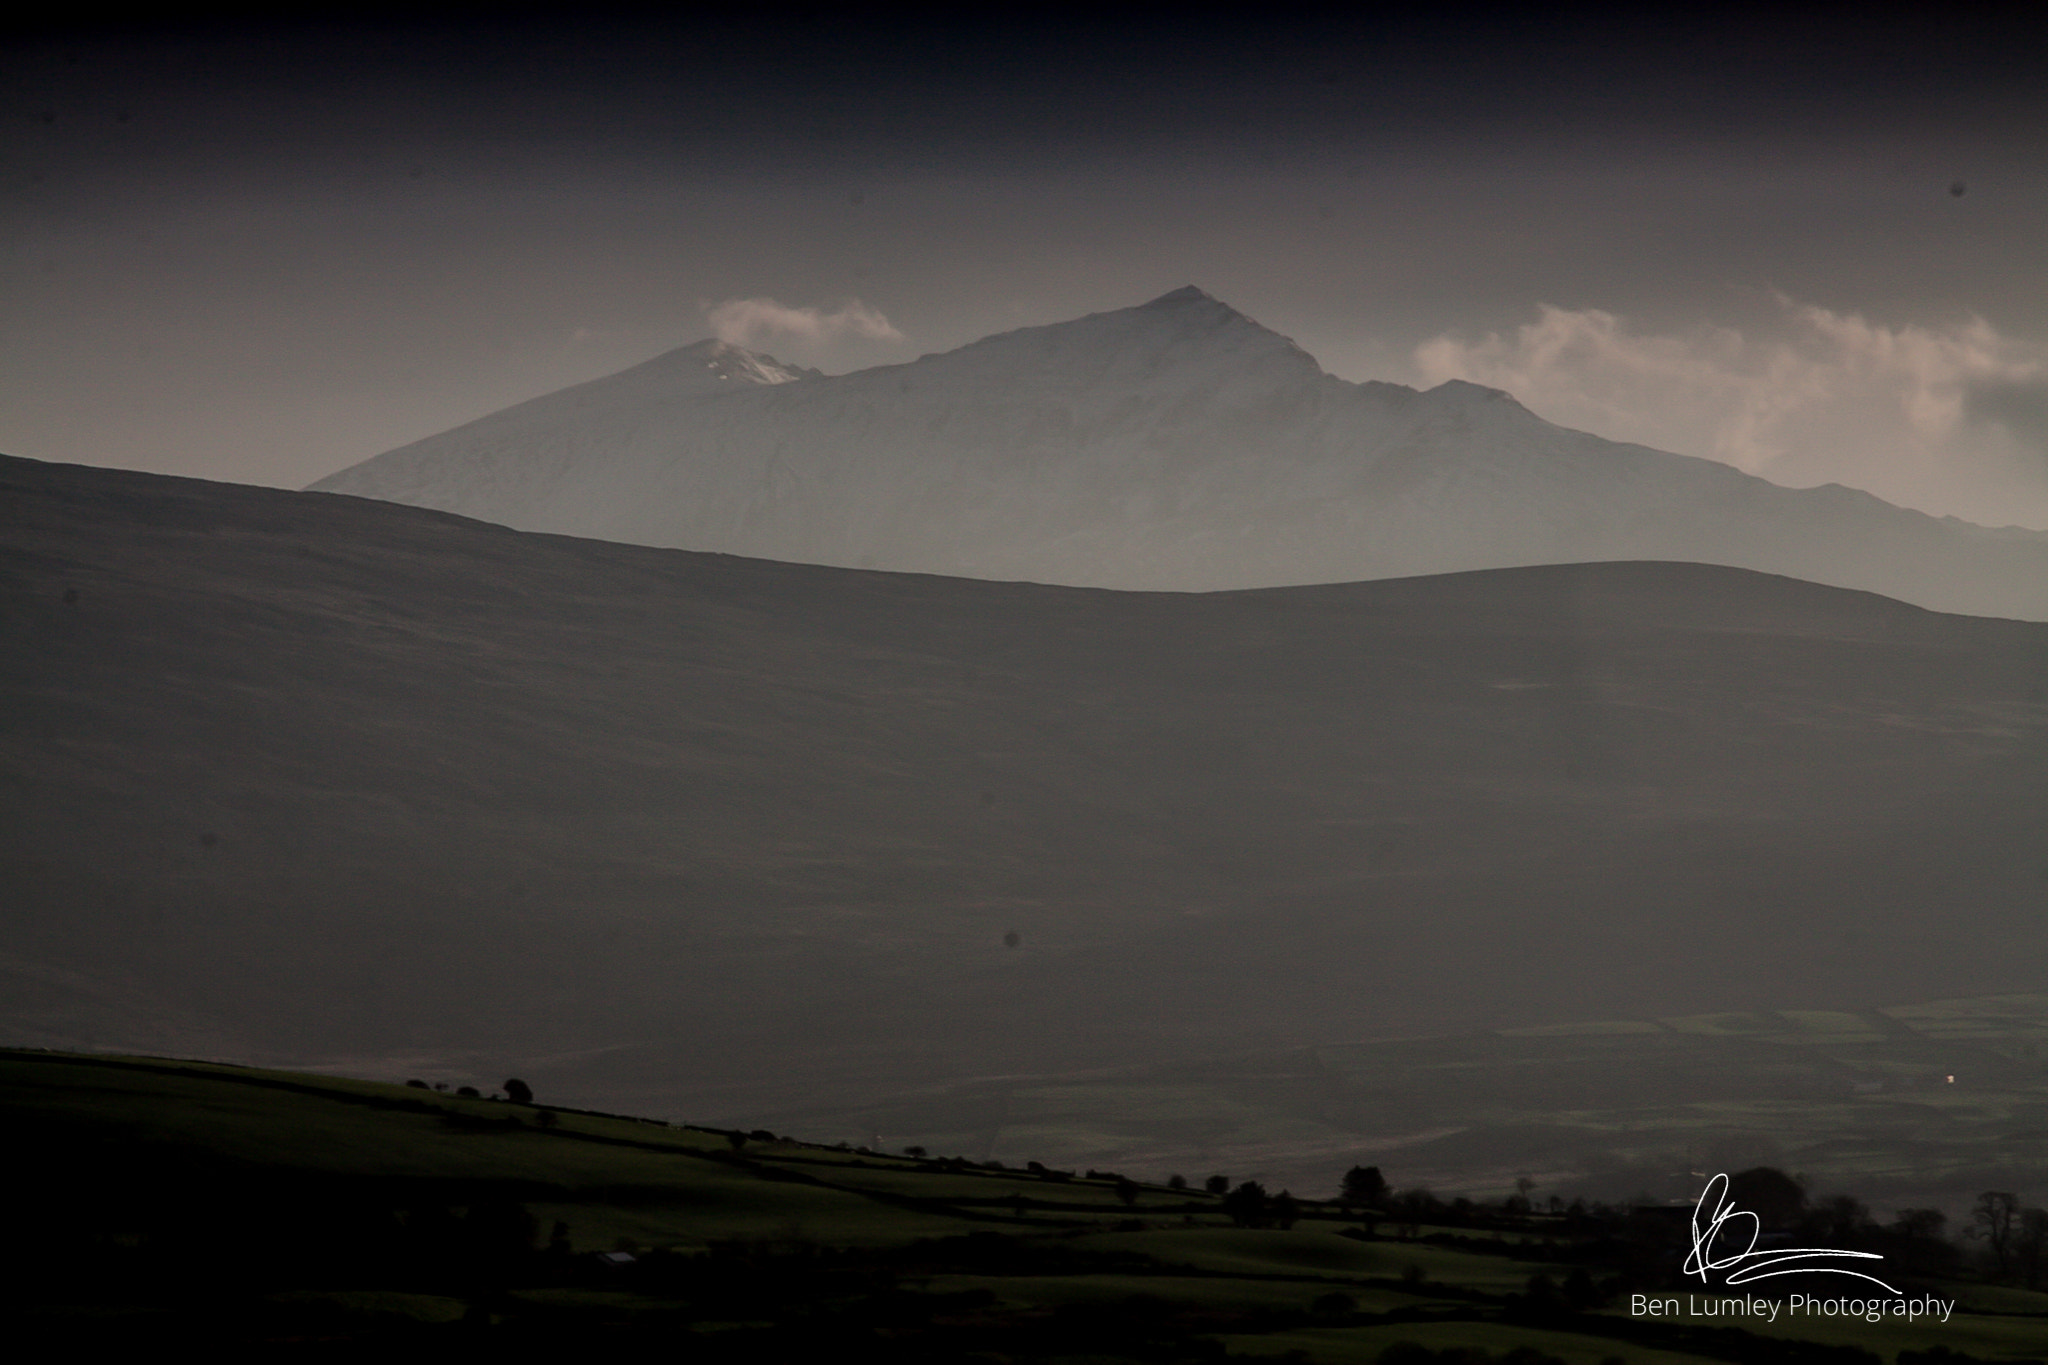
4,454 -> 2047,1187
9,1050 -> 2043,1359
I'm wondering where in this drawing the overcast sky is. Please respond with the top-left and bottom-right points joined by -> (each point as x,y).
6,8 -> 2047,527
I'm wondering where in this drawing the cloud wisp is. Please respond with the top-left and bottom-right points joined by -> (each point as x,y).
704,297 -> 905,350
1412,300 -> 2048,530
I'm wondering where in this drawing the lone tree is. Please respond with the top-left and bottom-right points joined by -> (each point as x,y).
2017,1207 -> 2048,1289
503,1078 -> 533,1105
1205,1174 -> 1230,1196
1223,1180 -> 1270,1228
1892,1208 -> 1947,1273
1341,1165 -> 1389,1208
1271,1190 -> 1300,1230
1975,1191 -> 2020,1276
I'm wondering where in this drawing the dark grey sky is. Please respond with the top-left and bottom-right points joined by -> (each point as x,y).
7,8 -> 2047,525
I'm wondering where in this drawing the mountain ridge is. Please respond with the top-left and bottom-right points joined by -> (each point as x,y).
308,290 -> 2048,620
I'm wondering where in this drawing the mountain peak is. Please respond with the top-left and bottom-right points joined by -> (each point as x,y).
1140,285 -> 1219,308
1422,379 -> 1537,423
666,338 -> 817,386
919,286 -> 1320,395
305,287 -> 2048,620
1428,378 -> 1516,402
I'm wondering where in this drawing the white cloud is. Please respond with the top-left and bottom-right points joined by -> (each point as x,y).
704,297 -> 905,349
1410,300 -> 2048,529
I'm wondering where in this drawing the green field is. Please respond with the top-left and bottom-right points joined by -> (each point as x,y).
7,1048 -> 2045,1360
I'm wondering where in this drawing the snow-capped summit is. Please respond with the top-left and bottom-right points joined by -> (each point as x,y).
309,290 -> 2048,619
666,338 -> 819,387
569,336 -> 820,399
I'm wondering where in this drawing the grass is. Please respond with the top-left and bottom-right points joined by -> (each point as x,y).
1247,1322 -> 1719,1365
6,1046 -> 2045,1361
757,991 -> 2048,1213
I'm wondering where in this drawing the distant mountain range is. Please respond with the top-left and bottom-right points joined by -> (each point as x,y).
8,454 -> 2046,1166
312,287 -> 2048,620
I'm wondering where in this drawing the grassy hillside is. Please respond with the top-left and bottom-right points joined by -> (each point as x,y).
8,1049 -> 2045,1361
5,453 -> 2047,1197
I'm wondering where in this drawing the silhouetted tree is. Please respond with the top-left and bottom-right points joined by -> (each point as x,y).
503,1078 -> 532,1104
455,1085 -> 481,1098
1272,1190 -> 1300,1229
1975,1191 -> 2020,1276
1393,1190 -> 1435,1239
1167,1174 -> 1188,1191
1891,1207 -> 1947,1273
1341,1165 -> 1389,1208
1520,1272 -> 1563,1316
1115,1177 -> 1140,1207
2017,1207 -> 2048,1288
1727,1167 -> 1805,1230
1205,1174 -> 1230,1196
1799,1194 -> 1869,1252
1223,1180 -> 1269,1228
